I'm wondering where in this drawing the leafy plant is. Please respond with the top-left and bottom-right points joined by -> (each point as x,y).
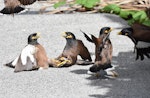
101,4 -> 150,27
75,0 -> 100,8
102,4 -> 121,14
53,1 -> 66,9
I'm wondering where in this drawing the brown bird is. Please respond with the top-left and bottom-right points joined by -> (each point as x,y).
4,33 -> 49,72
49,32 -> 92,67
0,0 -> 39,14
82,27 -> 118,77
118,23 -> 150,60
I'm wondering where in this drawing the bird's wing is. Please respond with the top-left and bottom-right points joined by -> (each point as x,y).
18,0 -> 37,5
78,40 -> 92,61
21,45 -> 36,65
80,30 -> 93,43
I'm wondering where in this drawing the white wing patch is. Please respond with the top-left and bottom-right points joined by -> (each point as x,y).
12,56 -> 19,66
21,45 -> 37,65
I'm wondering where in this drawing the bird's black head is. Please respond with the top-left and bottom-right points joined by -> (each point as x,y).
118,28 -> 133,36
99,27 -> 112,35
28,33 -> 40,45
62,32 -> 76,39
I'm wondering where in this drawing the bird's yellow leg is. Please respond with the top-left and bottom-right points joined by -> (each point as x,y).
51,59 -> 61,65
57,59 -> 71,67
95,72 -> 100,78
59,57 -> 67,61
111,71 -> 118,77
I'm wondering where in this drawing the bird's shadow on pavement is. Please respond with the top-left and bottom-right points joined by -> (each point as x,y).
17,10 -> 51,15
70,51 -> 150,98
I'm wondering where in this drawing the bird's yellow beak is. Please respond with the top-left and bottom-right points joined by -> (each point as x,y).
118,32 -> 122,35
36,32 -> 40,38
105,28 -> 113,34
32,32 -> 40,40
62,32 -> 67,37
109,28 -> 113,32
61,32 -> 72,38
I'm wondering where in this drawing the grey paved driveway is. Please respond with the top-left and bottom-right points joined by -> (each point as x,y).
0,2 -> 150,98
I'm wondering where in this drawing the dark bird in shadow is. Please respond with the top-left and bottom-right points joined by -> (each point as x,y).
49,32 -> 92,67
4,33 -> 49,72
82,27 -> 118,77
118,23 -> 150,60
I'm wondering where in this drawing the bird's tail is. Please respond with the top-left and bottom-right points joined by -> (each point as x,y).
0,6 -> 24,14
3,61 -> 15,68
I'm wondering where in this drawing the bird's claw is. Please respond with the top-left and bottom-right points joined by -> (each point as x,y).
111,71 -> 118,77
56,59 -> 71,67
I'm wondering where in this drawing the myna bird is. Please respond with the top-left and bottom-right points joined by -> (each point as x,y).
82,27 -> 118,77
81,27 -> 112,43
49,32 -> 92,67
99,27 -> 113,38
0,0 -> 39,14
118,23 -> 150,60
4,33 -> 49,72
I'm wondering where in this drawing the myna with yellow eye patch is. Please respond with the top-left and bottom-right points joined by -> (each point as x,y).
99,27 -> 113,38
0,0 -> 40,14
4,32 -> 49,72
49,32 -> 92,67
118,23 -> 150,60
82,27 -> 117,77
81,27 -> 112,43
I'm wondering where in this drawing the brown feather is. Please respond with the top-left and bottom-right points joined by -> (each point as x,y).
77,40 -> 92,61
18,0 -> 36,5
34,44 -> 49,69
50,32 -> 92,67
88,33 -> 113,72
0,0 -> 37,14
131,23 -> 150,42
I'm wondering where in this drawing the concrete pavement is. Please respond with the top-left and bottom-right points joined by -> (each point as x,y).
0,3 -> 150,98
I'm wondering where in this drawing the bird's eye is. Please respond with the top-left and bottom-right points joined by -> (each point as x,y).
105,30 -> 108,33
125,33 -> 128,36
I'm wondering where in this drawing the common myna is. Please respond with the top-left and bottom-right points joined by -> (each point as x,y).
4,33 -> 49,72
49,32 -> 92,67
82,27 -> 118,77
81,27 -> 112,43
118,23 -> 150,60
0,0 -> 39,14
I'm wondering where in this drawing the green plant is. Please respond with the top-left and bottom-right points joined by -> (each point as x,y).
53,1 -> 66,9
102,4 -> 150,27
53,0 -> 100,9
75,0 -> 100,8
102,4 -> 121,14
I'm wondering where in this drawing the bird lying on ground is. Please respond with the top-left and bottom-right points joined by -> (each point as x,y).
49,32 -> 92,67
118,23 -> 150,60
82,27 -> 118,77
4,33 -> 49,72
0,0 -> 40,14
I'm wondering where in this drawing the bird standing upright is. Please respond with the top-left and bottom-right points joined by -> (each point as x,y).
118,23 -> 150,60
82,27 -> 118,77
